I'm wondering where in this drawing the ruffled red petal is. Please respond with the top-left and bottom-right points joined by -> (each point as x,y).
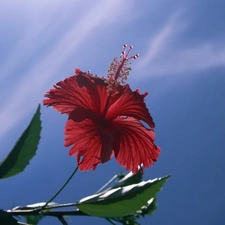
106,85 -> 155,128
84,74 -> 126,114
64,110 -> 114,171
112,117 -> 160,173
43,69 -> 160,172
43,71 -> 109,115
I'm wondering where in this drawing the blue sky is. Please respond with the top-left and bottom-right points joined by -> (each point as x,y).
0,1 -> 225,225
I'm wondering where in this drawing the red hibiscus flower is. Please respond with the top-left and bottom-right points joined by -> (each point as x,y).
43,45 -> 160,173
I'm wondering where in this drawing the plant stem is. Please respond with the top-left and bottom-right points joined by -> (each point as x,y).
8,209 -> 88,217
96,174 -> 118,193
43,166 -> 79,208
57,216 -> 68,225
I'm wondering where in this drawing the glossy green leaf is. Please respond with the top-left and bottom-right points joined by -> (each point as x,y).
0,105 -> 42,179
76,175 -> 170,218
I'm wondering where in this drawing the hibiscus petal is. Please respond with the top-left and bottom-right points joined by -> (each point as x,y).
64,112 -> 114,171
43,71 -> 108,115
105,85 -> 155,128
84,74 -> 125,114
112,117 -> 160,173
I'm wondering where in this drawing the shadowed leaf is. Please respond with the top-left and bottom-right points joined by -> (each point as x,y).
0,105 -> 41,179
76,175 -> 170,217
24,215 -> 43,225
0,210 -> 19,225
139,197 -> 157,217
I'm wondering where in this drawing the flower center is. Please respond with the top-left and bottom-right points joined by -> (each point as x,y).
99,118 -> 109,128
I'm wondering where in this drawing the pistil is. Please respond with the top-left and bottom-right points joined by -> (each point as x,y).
102,45 -> 139,117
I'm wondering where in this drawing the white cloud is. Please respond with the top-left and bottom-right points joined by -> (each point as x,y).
138,10 -> 186,66
133,10 -> 225,79
1,1 -> 225,143
148,44 -> 225,75
0,0 -> 67,81
0,0 -> 135,141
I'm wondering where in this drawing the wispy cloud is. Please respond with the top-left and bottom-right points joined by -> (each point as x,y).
1,1 -> 225,144
147,44 -> 225,76
138,10 -> 187,66
0,1 -> 67,82
0,0 -> 135,141
133,9 -> 225,79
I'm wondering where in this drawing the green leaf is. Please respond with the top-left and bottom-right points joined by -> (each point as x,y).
0,210 -> 19,225
138,197 -> 157,217
0,105 -> 42,179
76,175 -> 171,218
24,215 -> 43,225
113,198 -> 157,225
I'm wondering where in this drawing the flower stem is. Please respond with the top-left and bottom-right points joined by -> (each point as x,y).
43,166 -> 79,209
